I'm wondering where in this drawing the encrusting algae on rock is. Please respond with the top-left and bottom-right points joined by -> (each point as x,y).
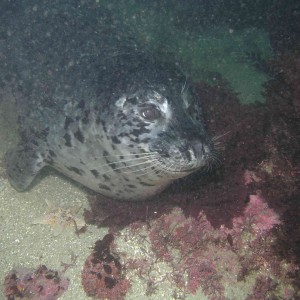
32,199 -> 86,236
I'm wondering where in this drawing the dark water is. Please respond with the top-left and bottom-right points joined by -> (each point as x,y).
1,0 -> 299,103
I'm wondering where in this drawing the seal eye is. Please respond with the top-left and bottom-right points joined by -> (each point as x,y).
139,105 -> 161,121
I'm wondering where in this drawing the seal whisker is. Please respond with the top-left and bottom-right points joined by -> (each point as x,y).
206,163 -> 212,173
98,153 -> 159,168
99,156 -> 160,174
208,151 -> 222,169
101,152 -> 159,158
97,161 -> 154,173
128,162 -> 162,177
115,159 -> 159,174
162,158 -> 181,175
108,154 -> 159,165
116,157 -> 164,177
181,73 -> 188,95
212,131 -> 231,142
213,144 -> 225,151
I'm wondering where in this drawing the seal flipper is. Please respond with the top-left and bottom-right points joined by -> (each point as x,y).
5,144 -> 45,191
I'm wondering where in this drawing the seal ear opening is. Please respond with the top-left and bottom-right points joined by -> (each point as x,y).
4,144 -> 45,192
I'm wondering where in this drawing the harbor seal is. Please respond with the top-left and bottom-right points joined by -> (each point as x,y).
3,0 -> 216,200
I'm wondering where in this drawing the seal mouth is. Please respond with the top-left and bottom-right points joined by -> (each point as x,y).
148,139 -> 217,178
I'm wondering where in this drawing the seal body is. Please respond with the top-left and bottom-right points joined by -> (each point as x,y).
4,0 -> 215,200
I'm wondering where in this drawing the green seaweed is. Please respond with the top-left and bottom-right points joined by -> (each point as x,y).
101,0 -> 273,103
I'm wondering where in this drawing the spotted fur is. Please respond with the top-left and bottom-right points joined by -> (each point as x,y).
4,1 -> 216,200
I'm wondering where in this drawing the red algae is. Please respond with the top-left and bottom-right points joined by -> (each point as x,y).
147,196 -> 280,297
3,265 -> 69,300
81,234 -> 131,299
234,194 -> 280,234
121,193 -> 294,298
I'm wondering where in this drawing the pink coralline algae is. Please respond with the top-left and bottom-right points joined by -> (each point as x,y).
81,234 -> 131,299
3,265 -> 69,300
138,195 -> 285,299
147,207 -> 226,298
232,194 -> 281,234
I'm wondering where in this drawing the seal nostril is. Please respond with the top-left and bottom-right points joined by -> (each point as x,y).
193,142 -> 204,155
192,141 -> 210,159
